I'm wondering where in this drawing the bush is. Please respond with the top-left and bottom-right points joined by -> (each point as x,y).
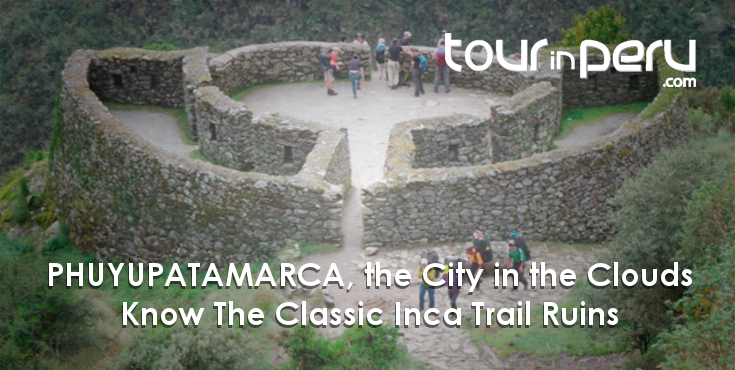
283,325 -> 413,370
8,178 -> 30,224
43,221 -> 71,254
586,146 -> 725,353
657,246 -> 735,370
562,5 -> 629,46
0,337 -> 46,370
115,325 -> 273,370
0,250 -> 94,354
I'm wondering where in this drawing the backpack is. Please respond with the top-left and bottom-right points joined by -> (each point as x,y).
514,236 -> 531,260
418,54 -> 428,71
435,48 -> 447,67
375,47 -> 386,64
319,52 -> 331,72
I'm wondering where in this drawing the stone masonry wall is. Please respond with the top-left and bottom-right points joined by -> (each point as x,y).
410,115 -> 491,168
562,54 -> 658,109
87,48 -> 186,108
208,42 -> 373,95
491,82 -> 561,162
363,79 -> 690,246
50,49 -> 348,264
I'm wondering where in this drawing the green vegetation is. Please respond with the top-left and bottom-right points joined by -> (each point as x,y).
298,242 -> 340,256
104,103 -> 195,145
283,325 -> 425,370
562,5 -> 629,46
557,102 -> 648,140
467,287 -> 626,358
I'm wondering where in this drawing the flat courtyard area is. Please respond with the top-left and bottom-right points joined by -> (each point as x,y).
241,80 -> 507,187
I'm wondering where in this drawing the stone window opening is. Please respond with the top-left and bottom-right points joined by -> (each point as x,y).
150,75 -> 159,89
448,144 -> 459,161
629,75 -> 640,90
209,123 -> 217,141
283,146 -> 294,164
112,73 -> 123,88
130,66 -> 137,74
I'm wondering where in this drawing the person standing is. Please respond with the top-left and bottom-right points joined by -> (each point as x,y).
410,47 -> 425,97
433,40 -> 450,93
387,38 -> 403,89
442,265 -> 461,313
418,258 -> 436,311
352,33 -> 370,89
401,31 -> 412,46
465,244 -> 484,291
325,47 -> 343,96
506,240 -> 529,292
374,38 -> 388,81
347,54 -> 365,99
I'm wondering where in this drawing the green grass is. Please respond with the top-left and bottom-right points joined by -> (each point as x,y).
104,103 -> 195,145
189,149 -> 210,162
298,242 -> 340,256
466,287 -> 627,358
556,101 -> 649,140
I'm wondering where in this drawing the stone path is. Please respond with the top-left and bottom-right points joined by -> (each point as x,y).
553,111 -> 640,149
110,109 -> 197,158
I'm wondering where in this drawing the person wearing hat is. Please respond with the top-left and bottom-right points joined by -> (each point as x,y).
506,239 -> 529,292
509,231 -> 529,260
437,29 -> 448,47
374,38 -> 388,81
418,258 -> 437,310
401,31 -> 412,46
325,47 -> 343,96
387,38 -> 404,89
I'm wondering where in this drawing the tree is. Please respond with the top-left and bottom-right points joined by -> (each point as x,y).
562,5 -> 629,46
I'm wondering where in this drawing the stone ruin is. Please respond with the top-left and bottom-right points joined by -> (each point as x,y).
50,41 -> 691,263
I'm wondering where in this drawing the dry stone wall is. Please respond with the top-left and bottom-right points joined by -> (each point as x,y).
491,82 -> 561,162
562,54 -> 658,108
410,115 -> 491,168
87,48 -> 186,108
51,47 -> 350,263
208,42 -> 373,95
362,56 -> 691,246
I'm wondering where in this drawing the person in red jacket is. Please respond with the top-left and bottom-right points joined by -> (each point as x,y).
433,40 -> 450,93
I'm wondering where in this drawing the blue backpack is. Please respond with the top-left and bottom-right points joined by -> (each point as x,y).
418,54 -> 428,71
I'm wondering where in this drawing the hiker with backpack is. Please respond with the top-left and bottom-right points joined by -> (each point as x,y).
374,38 -> 388,81
506,240 -> 529,292
509,232 -> 531,260
442,261 -> 462,314
410,47 -> 426,97
473,230 -> 493,268
320,47 -> 343,96
418,258 -> 438,311
352,33 -> 370,89
433,40 -> 450,93
465,244 -> 484,291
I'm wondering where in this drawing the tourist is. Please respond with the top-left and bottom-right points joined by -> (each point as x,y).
347,54 -> 365,99
401,31 -> 412,46
352,32 -> 368,45
437,29 -> 448,47
442,264 -> 461,312
340,36 -> 347,43
418,258 -> 437,311
506,240 -> 529,292
325,47 -> 343,96
465,244 -> 484,291
374,38 -> 388,81
433,40 -> 450,93
387,38 -> 403,89
509,231 -> 529,257
410,47 -> 425,97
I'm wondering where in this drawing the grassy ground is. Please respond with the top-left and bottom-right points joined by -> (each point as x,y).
556,101 -> 649,140
466,286 -> 627,358
103,103 -> 194,145
297,242 -> 340,256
